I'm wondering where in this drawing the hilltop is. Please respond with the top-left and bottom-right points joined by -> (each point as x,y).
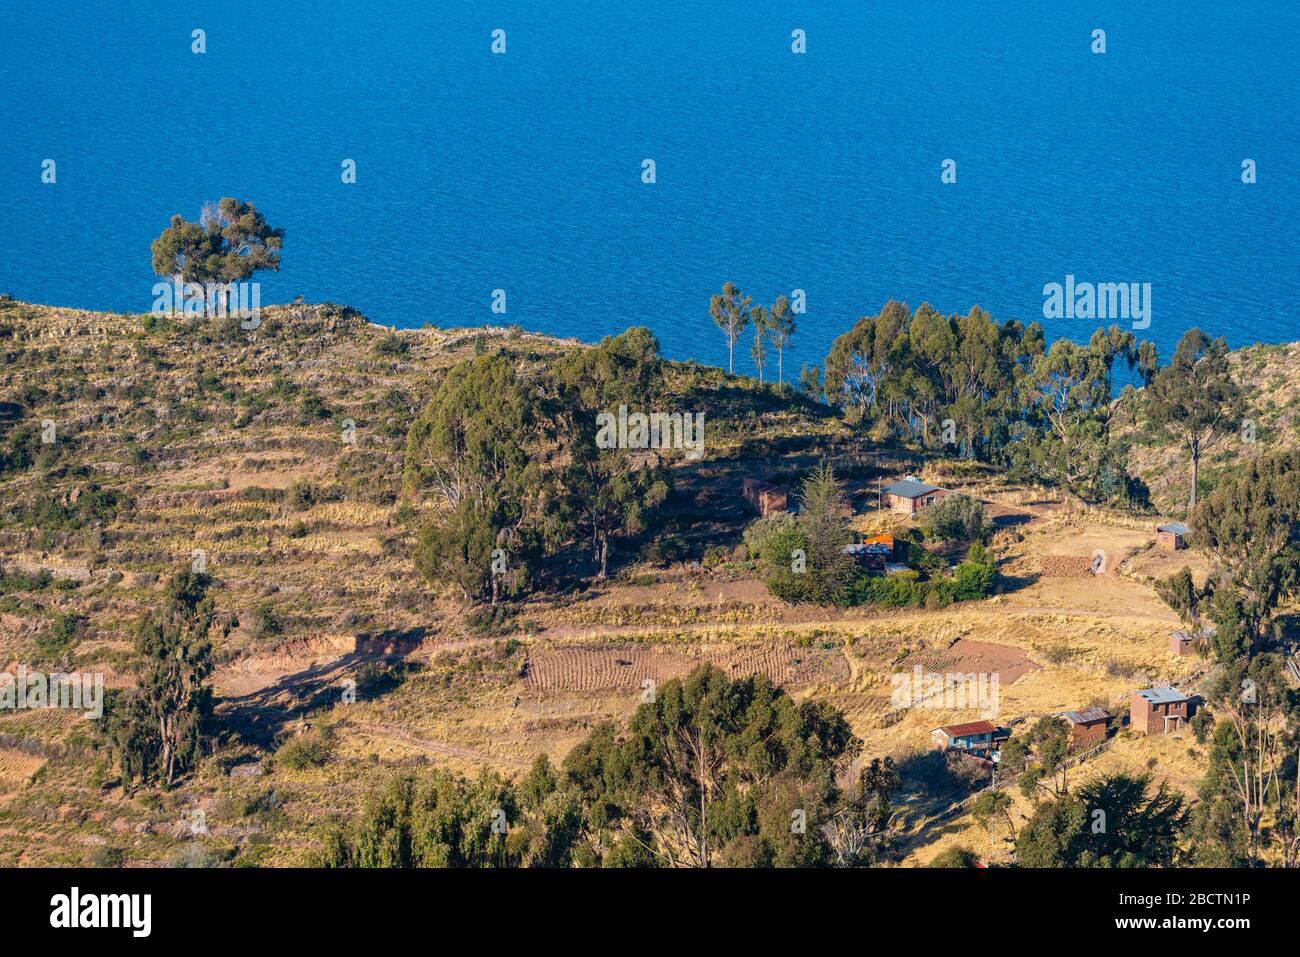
0,297 -> 1291,865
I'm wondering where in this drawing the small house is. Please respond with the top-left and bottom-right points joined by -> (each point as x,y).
741,478 -> 789,518
862,533 -> 895,557
1170,624 -> 1214,656
843,534 -> 894,574
932,720 -> 999,753
882,476 -> 950,515
843,544 -> 885,573
1156,522 -> 1190,551
1131,687 -> 1194,735
1055,707 -> 1110,748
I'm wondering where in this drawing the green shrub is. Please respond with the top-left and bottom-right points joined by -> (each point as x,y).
287,480 -> 316,511
354,660 -> 413,697
1190,710 -> 1214,744
893,532 -> 946,574
300,391 -> 332,420
921,493 -> 991,542
466,604 -> 515,636
929,845 -> 979,868
0,566 -> 54,594
26,486 -> 123,530
642,534 -> 688,564
35,612 -> 86,659
845,570 -> 924,608
89,845 -> 125,868
249,604 -> 282,638
167,844 -> 225,868
374,333 -> 409,356
953,559 -> 996,601
277,729 -> 334,771
925,579 -> 956,609
743,511 -> 797,559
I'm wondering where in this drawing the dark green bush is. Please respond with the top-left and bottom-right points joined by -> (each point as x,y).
277,729 -> 334,770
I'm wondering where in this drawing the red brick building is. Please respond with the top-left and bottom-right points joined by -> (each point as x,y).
741,478 -> 789,518
1055,707 -> 1111,748
1130,688 -> 1194,735
881,477 -> 950,515
1156,522 -> 1190,551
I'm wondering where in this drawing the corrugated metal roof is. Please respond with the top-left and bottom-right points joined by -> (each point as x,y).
1137,687 -> 1188,704
1157,522 -> 1191,535
883,478 -> 942,498
1058,707 -> 1109,724
934,720 -> 997,737
845,545 -> 891,558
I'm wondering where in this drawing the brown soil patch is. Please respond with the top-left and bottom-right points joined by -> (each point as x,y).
1040,555 -> 1096,577
213,634 -> 360,696
907,637 -> 1041,685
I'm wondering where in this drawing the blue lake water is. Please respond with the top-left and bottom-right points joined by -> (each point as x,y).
2,0 -> 1297,373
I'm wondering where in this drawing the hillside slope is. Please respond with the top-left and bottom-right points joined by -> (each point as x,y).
1119,340 -> 1300,514
0,298 -> 1262,865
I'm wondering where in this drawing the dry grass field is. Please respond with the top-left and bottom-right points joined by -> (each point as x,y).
0,298 -> 1275,866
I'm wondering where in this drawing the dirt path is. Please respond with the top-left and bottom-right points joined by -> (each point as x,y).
994,603 -> 1175,622
540,597 -> 1174,643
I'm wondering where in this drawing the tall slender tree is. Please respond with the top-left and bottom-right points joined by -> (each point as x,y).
1145,328 -> 1242,511
552,328 -> 670,579
750,304 -> 770,384
794,462 -> 856,605
103,571 -> 222,790
767,294 -> 796,386
709,282 -> 751,374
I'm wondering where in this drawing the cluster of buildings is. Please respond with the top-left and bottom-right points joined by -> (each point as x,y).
930,688 -> 1197,760
744,470 -> 1193,553
740,473 -> 955,519
740,473 -> 953,575
741,473 -> 1204,758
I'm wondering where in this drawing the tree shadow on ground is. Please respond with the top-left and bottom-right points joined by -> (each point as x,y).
890,748 -> 997,858
995,567 -> 1041,596
991,511 -> 1033,530
218,641 -> 419,750
1272,612 -> 1300,648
